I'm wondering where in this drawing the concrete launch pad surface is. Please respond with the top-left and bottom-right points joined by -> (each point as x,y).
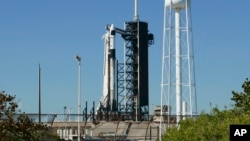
52,121 -> 163,140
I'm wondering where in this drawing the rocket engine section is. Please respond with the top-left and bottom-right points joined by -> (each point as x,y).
100,24 -> 117,112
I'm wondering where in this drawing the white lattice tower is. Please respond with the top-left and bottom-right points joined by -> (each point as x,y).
160,0 -> 197,138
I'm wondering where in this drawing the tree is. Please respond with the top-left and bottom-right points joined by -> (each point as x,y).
162,78 -> 250,141
163,108 -> 250,141
231,78 -> 250,112
0,91 -> 58,141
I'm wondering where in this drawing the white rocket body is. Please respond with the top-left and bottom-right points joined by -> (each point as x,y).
102,24 -> 116,111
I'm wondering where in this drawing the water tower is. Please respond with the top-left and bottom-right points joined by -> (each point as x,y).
161,0 -> 197,125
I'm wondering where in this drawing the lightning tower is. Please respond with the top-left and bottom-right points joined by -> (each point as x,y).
161,0 -> 197,127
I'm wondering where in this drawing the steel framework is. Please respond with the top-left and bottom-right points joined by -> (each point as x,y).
117,21 -> 153,121
160,0 -> 197,130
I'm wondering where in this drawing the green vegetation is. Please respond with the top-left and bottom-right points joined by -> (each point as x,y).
231,78 -> 250,112
162,78 -> 250,141
0,91 -> 59,141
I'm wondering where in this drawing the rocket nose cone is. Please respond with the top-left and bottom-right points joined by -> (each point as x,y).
110,24 -> 116,36
110,24 -> 115,31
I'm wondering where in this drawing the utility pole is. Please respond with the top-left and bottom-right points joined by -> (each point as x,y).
38,64 -> 41,123
74,55 -> 81,141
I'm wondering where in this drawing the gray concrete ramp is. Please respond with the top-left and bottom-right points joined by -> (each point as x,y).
126,122 -> 159,140
127,122 -> 149,140
88,121 -> 128,138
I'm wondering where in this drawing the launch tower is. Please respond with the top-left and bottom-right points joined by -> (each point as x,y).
118,20 -> 154,121
98,0 -> 154,121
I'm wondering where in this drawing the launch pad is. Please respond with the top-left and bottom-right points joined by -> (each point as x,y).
75,0 -> 154,122
95,20 -> 154,121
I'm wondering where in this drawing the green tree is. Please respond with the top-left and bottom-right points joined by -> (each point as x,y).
163,108 -> 250,141
231,78 -> 250,112
0,91 -> 59,141
162,78 -> 250,141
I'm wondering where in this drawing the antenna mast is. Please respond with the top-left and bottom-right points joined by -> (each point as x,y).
38,64 -> 41,123
134,0 -> 139,21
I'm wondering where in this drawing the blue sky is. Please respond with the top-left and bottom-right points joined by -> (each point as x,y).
0,1 -> 250,115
